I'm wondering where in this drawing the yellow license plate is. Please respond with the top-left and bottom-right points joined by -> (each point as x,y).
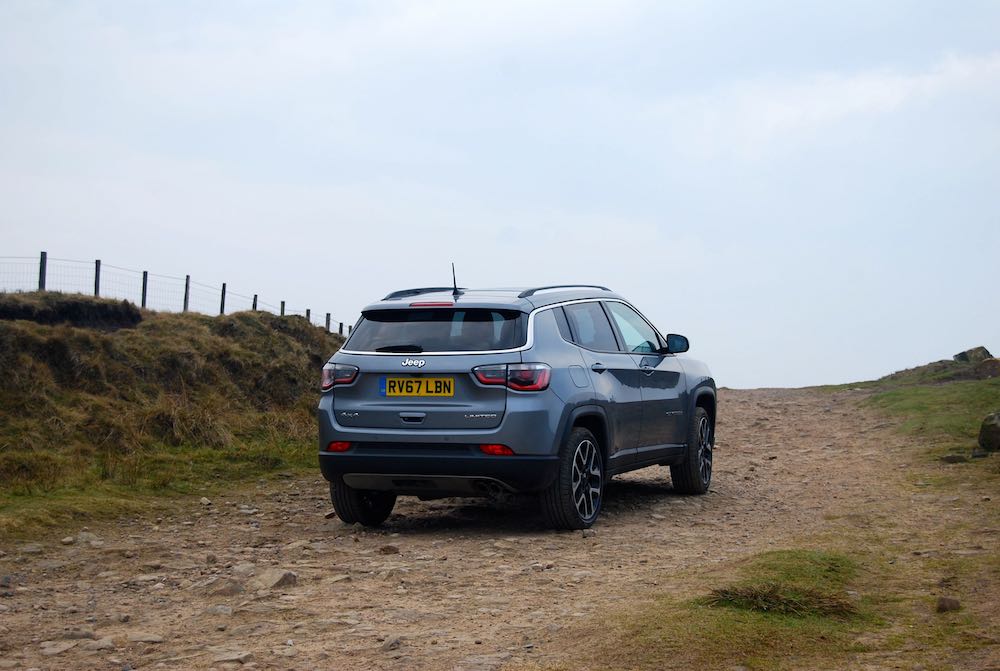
381,377 -> 455,397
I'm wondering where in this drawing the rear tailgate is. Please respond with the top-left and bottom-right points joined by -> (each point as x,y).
332,352 -> 521,430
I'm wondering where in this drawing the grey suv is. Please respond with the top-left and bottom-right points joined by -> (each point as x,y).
317,285 -> 716,530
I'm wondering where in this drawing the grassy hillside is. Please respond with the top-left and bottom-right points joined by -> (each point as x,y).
0,292 -> 344,533
822,349 -> 1000,458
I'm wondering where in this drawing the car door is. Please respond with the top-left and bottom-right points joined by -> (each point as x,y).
561,301 -> 642,471
604,301 -> 687,461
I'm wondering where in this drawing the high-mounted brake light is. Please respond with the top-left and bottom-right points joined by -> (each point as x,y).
410,301 -> 454,307
472,363 -> 551,391
321,363 -> 359,391
326,441 -> 352,452
479,443 -> 515,456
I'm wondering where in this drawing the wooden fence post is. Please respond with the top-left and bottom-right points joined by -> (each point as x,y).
338,322 -> 343,336
38,251 -> 47,291
94,259 -> 101,297
280,301 -> 285,316
252,294 -> 258,311
141,271 -> 148,308
183,275 -> 190,312
325,313 -> 331,332
348,324 -> 352,334
220,283 -> 227,315
306,308 -> 311,322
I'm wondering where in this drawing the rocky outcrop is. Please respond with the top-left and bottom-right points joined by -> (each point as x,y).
953,346 -> 992,363
974,358 -> 1000,379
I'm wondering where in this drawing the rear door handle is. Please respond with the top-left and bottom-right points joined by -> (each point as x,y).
591,363 -> 607,373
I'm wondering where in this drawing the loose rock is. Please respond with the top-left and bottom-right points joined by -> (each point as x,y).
82,637 -> 116,651
379,545 -> 401,555
209,579 -> 245,597
127,632 -> 164,643
61,627 -> 96,640
936,596 -> 961,613
40,640 -> 78,656
978,411 -> 1000,452
213,650 -> 253,664
381,635 -> 402,651
249,568 -> 297,590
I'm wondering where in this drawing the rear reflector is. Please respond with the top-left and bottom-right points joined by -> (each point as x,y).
326,441 -> 352,452
479,443 -> 515,456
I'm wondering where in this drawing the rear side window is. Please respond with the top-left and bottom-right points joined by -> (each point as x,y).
563,302 -> 620,351
346,309 -> 526,352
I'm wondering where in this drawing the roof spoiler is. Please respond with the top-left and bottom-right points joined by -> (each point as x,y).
383,287 -> 466,300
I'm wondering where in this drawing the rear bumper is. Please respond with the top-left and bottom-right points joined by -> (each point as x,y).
319,448 -> 560,495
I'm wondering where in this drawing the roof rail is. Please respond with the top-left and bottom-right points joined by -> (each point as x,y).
518,284 -> 611,298
383,287 -> 466,300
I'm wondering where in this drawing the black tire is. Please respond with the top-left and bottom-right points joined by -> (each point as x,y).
670,406 -> 713,494
541,427 -> 605,530
329,480 -> 396,527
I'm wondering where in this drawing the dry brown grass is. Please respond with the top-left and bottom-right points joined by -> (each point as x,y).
0,292 -> 343,530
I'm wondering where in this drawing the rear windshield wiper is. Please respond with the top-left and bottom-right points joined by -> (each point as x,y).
375,345 -> 424,353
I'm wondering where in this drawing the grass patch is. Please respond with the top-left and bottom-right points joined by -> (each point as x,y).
0,292 -> 343,534
868,378 -> 1000,453
584,550 -> 879,670
706,583 -> 856,618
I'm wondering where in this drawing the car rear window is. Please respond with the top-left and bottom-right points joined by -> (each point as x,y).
346,309 -> 526,353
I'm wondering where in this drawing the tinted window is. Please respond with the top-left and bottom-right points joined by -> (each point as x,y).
563,302 -> 619,351
606,302 -> 660,353
553,307 -> 573,341
347,309 -> 525,352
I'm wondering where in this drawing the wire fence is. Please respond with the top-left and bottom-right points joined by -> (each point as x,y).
0,252 -> 353,335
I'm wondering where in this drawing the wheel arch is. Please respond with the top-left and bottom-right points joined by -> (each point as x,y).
563,405 -> 611,463
692,385 -> 717,429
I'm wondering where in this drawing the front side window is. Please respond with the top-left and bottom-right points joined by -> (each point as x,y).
605,302 -> 660,354
563,302 -> 620,351
346,309 -> 525,352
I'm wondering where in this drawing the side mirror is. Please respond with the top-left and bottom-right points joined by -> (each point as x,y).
663,333 -> 689,354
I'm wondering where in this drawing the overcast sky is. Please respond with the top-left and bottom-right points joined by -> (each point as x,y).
2,1 -> 998,388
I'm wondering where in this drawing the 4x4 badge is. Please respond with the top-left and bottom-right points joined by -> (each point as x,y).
401,358 -> 426,368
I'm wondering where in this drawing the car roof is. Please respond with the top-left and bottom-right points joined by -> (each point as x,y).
361,285 -> 625,312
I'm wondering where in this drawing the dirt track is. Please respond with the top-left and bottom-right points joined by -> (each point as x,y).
2,388 -> 998,670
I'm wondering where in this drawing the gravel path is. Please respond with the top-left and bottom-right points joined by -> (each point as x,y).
1,388 -> 997,670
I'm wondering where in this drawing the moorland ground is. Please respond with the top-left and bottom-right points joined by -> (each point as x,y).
2,382 -> 998,670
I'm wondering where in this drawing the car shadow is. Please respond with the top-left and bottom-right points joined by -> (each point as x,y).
373,474 -> 689,535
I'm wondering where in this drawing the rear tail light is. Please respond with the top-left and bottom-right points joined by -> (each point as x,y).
506,363 -> 551,391
326,441 -> 352,452
472,363 -> 551,391
472,365 -> 508,386
321,364 -> 359,391
480,443 -> 515,456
